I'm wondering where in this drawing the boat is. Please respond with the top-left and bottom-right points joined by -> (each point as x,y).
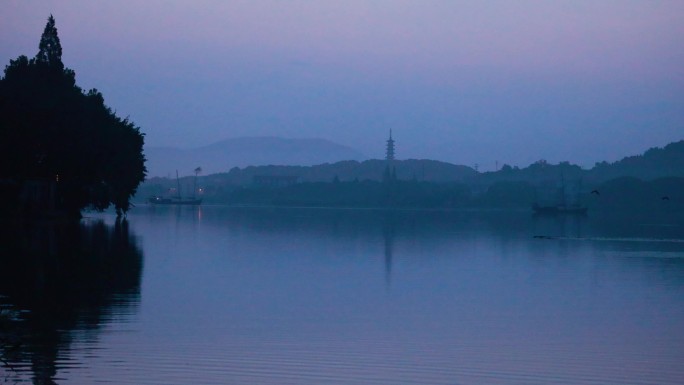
148,195 -> 202,205
532,173 -> 586,215
149,170 -> 202,206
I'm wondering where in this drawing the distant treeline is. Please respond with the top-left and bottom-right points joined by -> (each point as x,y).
214,159 -> 476,184
474,140 -> 684,186
137,139 -> 684,211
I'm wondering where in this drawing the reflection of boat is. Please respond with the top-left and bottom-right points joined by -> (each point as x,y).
149,170 -> 202,206
532,173 -> 586,215
532,203 -> 587,215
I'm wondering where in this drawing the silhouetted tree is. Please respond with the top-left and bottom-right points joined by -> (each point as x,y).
0,16 -> 146,218
36,15 -> 64,70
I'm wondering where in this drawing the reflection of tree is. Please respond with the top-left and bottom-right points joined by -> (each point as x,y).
0,219 -> 143,384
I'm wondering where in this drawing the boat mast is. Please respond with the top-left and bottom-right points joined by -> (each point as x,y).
176,170 -> 181,199
193,167 -> 201,199
560,170 -> 566,208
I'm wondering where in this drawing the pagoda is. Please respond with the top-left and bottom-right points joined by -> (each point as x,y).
383,130 -> 397,183
385,129 -> 395,162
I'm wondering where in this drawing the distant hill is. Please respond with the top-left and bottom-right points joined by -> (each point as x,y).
137,159 -> 476,201
136,139 -> 684,211
138,138 -> 684,208
471,139 -> 684,187
145,137 -> 367,177
588,140 -> 684,182
207,159 -> 476,185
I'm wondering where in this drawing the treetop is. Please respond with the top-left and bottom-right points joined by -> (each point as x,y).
36,14 -> 63,70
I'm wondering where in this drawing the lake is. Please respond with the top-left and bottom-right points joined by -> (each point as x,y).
2,206 -> 684,384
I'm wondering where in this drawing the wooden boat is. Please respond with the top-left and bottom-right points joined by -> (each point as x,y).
532,173 -> 587,215
148,195 -> 202,205
148,170 -> 202,206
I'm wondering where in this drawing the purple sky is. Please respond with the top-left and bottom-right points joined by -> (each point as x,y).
2,1 -> 683,169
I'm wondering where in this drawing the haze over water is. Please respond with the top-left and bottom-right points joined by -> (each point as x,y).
2,206 -> 683,384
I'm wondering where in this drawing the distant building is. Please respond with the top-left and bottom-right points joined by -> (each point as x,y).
384,130 -> 397,183
386,129 -> 395,162
253,175 -> 299,187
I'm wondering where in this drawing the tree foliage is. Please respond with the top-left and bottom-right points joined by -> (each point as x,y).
36,15 -> 64,70
0,16 -> 146,217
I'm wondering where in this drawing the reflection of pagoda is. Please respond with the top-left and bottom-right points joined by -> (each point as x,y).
383,214 -> 395,288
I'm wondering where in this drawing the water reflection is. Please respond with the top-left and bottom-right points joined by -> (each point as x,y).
0,219 -> 143,384
383,213 -> 395,287
3,207 -> 678,384
127,207 -> 684,385
531,212 -> 587,239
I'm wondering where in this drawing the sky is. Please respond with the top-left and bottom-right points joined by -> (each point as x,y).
1,1 -> 683,170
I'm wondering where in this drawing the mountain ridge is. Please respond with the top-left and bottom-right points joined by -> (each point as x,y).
145,136 -> 368,177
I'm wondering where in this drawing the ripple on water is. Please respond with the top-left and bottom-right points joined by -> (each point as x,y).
49,332 -> 684,385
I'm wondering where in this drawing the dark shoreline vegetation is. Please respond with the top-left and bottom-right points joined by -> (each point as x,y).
0,16 -> 145,219
138,140 -> 684,213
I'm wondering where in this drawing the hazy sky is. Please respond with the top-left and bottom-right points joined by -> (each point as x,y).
2,1 -> 683,169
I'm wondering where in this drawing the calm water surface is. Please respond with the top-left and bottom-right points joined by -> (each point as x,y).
1,206 -> 683,384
